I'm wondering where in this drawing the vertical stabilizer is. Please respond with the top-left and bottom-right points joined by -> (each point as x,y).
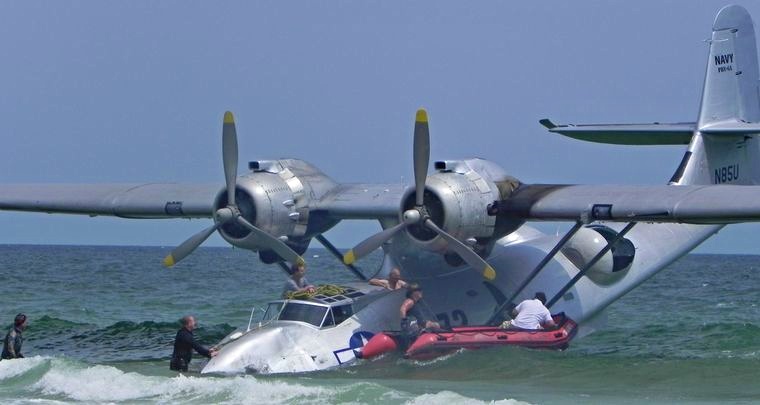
677,6 -> 760,186
698,5 -> 760,125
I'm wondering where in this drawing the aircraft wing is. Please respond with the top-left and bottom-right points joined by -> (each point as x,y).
0,183 -> 220,218
0,182 -> 406,221
496,184 -> 760,224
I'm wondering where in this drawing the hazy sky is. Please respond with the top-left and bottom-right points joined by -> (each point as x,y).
2,1 -> 760,254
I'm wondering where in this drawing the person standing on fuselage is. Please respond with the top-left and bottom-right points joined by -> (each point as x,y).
368,268 -> 408,290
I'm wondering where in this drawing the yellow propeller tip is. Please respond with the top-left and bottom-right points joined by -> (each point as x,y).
162,255 -> 176,268
483,265 -> 496,281
415,109 -> 428,123
223,111 -> 235,124
343,250 -> 356,265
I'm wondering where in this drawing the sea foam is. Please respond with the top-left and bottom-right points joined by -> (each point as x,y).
30,359 -> 333,403
0,355 -> 49,381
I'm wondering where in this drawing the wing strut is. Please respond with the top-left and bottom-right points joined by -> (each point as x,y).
315,234 -> 367,281
546,222 -> 637,308
486,221 -> 584,325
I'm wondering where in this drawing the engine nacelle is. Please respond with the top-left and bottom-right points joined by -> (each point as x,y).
401,159 -> 504,253
560,225 -> 635,285
213,159 -> 335,253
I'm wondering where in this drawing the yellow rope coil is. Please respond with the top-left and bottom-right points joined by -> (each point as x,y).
285,284 -> 346,300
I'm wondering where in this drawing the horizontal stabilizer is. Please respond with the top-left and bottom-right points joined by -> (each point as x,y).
698,120 -> 760,135
539,119 -> 695,145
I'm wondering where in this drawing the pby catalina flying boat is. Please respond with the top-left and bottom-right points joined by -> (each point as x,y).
3,5 -> 760,374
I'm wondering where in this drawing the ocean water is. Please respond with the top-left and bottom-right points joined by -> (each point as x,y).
0,245 -> 759,404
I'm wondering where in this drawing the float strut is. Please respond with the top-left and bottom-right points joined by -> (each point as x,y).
486,221 -> 583,325
276,261 -> 291,275
315,234 -> 367,281
547,222 -> 637,309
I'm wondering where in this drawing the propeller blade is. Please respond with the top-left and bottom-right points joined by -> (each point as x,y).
235,216 -> 305,266
423,219 -> 496,280
413,108 -> 430,207
163,223 -> 221,267
222,111 -> 239,206
343,222 -> 408,265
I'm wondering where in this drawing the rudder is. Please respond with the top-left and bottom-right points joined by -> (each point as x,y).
698,5 -> 760,126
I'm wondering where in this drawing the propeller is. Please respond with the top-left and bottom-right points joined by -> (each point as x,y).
163,112 -> 305,268
343,109 -> 496,280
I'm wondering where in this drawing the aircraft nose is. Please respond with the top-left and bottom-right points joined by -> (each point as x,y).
201,327 -> 282,375
200,325 -> 321,375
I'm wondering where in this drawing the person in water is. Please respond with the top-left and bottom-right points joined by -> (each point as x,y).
368,268 -> 407,290
282,263 -> 316,298
399,285 -> 441,336
506,292 -> 556,330
1,313 -> 27,360
170,315 -> 217,372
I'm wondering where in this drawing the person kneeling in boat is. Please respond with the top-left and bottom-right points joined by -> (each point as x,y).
400,285 -> 441,337
503,292 -> 556,330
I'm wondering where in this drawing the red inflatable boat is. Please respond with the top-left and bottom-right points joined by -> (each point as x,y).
359,313 -> 577,361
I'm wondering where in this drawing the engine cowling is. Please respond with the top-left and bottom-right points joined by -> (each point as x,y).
213,160 -> 331,254
400,159 -> 508,253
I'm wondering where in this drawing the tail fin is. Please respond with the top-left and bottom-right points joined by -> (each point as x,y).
540,6 -> 760,185
698,5 -> 760,126
676,6 -> 760,186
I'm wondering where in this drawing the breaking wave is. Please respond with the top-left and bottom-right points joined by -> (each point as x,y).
0,356 -> 530,404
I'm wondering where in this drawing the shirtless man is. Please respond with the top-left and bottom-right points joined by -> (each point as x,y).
368,268 -> 407,290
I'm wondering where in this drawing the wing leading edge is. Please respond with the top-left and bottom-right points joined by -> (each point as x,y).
0,183 -> 220,218
0,182 -> 407,221
8,182 -> 760,226
495,184 -> 760,224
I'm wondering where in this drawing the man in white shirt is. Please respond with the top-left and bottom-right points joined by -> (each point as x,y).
508,292 -> 556,330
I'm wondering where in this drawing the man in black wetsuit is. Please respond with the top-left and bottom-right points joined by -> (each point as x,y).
399,285 -> 441,337
2,313 -> 27,360
170,315 -> 217,372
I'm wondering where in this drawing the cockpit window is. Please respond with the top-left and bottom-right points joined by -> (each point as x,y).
278,303 -> 328,327
322,310 -> 335,327
262,302 -> 283,322
332,304 -> 354,325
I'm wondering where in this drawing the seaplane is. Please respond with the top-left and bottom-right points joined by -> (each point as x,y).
2,5 -> 760,374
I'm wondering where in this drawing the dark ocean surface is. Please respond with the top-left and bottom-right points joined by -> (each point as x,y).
0,245 -> 759,404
